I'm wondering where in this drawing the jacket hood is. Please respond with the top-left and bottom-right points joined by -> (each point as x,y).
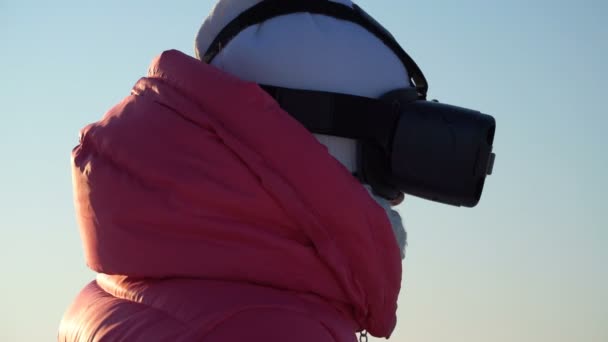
72,50 -> 402,337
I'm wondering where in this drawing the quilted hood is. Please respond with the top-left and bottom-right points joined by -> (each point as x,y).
71,50 -> 402,337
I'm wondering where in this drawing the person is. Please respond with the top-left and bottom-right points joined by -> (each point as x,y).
58,0 -> 409,340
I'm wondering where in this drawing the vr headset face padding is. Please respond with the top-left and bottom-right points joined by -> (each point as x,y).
358,142 -> 402,201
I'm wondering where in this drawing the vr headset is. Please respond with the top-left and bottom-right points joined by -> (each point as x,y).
204,0 -> 497,207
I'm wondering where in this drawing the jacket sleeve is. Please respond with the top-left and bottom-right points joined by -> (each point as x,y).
202,308 -> 348,342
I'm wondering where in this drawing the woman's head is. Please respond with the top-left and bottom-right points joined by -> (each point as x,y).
195,0 -> 410,258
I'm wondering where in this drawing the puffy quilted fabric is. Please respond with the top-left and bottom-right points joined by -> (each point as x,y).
59,50 -> 402,341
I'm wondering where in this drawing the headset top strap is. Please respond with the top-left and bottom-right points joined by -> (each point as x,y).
203,0 -> 429,99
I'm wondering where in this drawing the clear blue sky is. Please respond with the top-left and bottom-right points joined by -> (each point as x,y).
1,0 -> 606,341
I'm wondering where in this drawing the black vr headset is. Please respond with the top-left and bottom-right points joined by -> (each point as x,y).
204,0 -> 497,207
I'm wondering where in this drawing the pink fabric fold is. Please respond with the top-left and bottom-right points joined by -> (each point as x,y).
61,50 -> 401,341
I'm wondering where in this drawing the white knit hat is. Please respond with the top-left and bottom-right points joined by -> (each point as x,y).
195,0 -> 411,173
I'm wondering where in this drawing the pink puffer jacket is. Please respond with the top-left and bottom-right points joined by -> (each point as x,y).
59,50 -> 402,341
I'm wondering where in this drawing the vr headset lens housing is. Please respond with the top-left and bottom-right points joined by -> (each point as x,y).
386,96 -> 496,207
